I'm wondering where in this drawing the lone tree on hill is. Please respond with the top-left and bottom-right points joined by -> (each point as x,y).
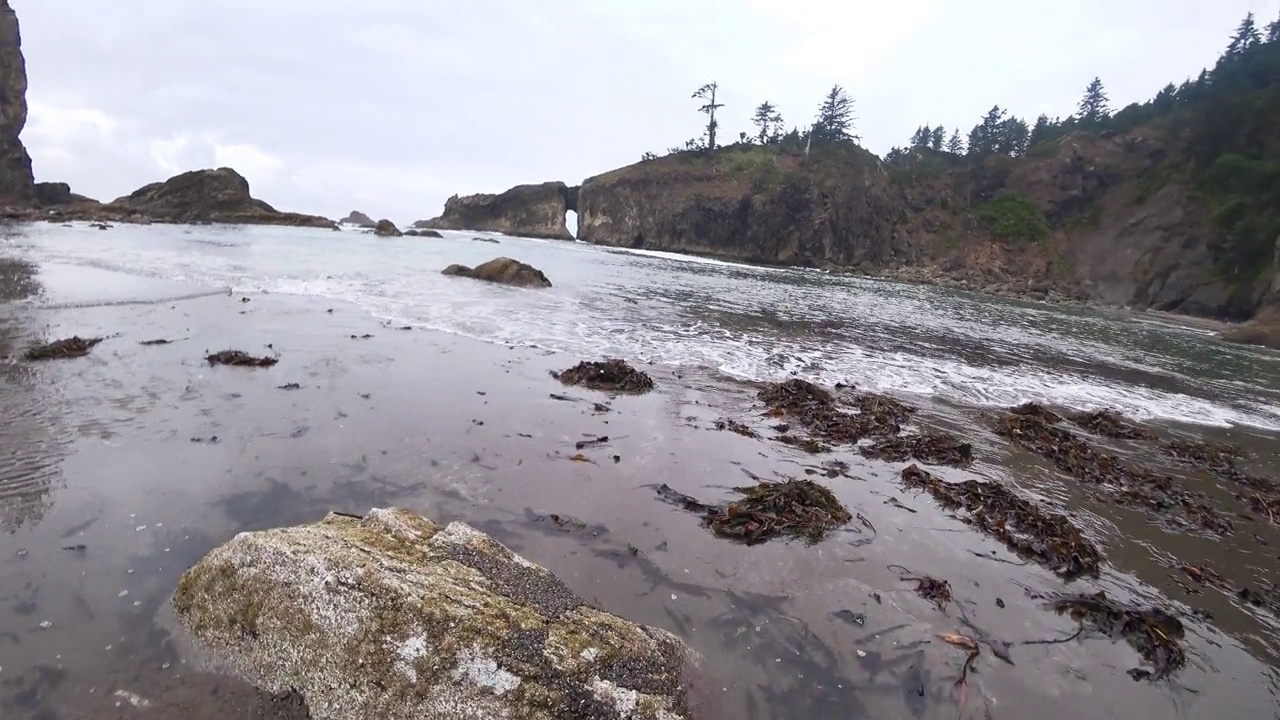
1078,77 -> 1110,126
1226,12 -> 1263,57
813,84 -> 859,143
692,82 -> 724,152
751,101 -> 785,144
946,128 -> 964,154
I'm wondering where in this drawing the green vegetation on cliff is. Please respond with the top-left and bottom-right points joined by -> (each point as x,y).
974,193 -> 1050,244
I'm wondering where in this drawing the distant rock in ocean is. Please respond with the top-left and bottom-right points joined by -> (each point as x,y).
340,210 -> 376,228
414,181 -> 577,240
373,218 -> 402,237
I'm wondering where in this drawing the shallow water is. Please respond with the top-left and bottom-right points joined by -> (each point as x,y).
8,221 -> 1280,429
1,223 -> 1280,719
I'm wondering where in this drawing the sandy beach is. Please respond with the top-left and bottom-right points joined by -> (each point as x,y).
1,257 -> 1279,720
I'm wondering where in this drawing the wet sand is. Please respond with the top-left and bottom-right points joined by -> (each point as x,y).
2,261 -> 1279,719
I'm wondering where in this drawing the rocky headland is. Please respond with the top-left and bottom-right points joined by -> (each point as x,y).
414,181 -> 577,240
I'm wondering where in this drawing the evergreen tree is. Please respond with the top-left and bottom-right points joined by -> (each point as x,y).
813,85 -> 858,143
692,82 -> 724,151
1226,12 -> 1262,57
930,126 -> 945,151
1078,77 -> 1110,126
750,101 -> 784,144
1269,11 -> 1280,43
1028,114 -> 1054,147
997,117 -> 1030,156
967,105 -> 1007,156
910,125 -> 932,149
946,128 -> 964,154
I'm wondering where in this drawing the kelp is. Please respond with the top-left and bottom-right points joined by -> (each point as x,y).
994,413 -> 1234,535
653,477 -> 851,545
552,359 -> 655,394
901,464 -> 1101,578
861,433 -> 973,467
206,350 -> 278,367
24,336 -> 103,360
1047,591 -> 1185,681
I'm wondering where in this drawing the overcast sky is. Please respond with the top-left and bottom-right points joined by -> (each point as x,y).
15,0 -> 1278,224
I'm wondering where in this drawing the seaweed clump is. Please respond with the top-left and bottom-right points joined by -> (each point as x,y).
993,412 -> 1233,535
653,477 -> 851,545
1010,402 -> 1062,424
552,359 -> 654,394
1048,591 -> 1185,681
861,433 -> 973,467
714,418 -> 759,438
901,464 -> 1101,578
24,336 -> 103,360
757,379 -> 911,446
1066,409 -> 1153,440
206,350 -> 278,367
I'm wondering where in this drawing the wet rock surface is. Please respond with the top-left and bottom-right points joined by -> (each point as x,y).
373,218 -> 402,237
172,508 -> 698,720
553,359 -> 654,394
442,256 -> 553,288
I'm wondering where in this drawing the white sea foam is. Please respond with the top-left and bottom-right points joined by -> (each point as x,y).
10,221 -> 1280,430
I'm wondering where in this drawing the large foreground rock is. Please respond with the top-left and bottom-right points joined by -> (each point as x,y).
173,508 -> 696,719
374,218 -> 402,237
442,256 -> 552,288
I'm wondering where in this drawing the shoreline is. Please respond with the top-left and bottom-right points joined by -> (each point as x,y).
0,260 -> 1278,718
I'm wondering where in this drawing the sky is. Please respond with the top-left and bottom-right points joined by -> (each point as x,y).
14,0 -> 1280,225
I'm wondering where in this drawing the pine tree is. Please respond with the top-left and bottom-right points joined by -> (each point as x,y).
946,128 -> 964,154
692,82 -> 724,152
1226,12 -> 1262,57
813,85 -> 858,143
910,126 -> 931,149
997,117 -> 1030,156
1028,114 -> 1053,147
930,126 -> 945,151
750,101 -> 784,144
967,105 -> 1007,156
1078,77 -> 1110,126
1269,11 -> 1280,43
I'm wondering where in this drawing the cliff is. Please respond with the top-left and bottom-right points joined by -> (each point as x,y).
414,181 -> 576,240
102,168 -> 335,228
0,0 -> 34,204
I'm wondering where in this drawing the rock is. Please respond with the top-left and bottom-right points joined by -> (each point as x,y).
415,181 -> 577,240
106,168 -> 336,228
441,257 -> 552,288
0,1 -> 34,204
417,229 -> 443,238
340,210 -> 376,228
374,218 -> 402,237
1222,306 -> 1280,350
473,236 -> 500,244
172,508 -> 697,720
403,229 -> 420,236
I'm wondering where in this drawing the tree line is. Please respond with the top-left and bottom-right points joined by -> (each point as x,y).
645,9 -> 1280,170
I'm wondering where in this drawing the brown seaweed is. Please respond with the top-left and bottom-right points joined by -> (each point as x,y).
1010,401 -> 1063,424
552,359 -> 655,394
901,464 -> 1101,578
653,477 -> 851,545
861,433 -> 973,467
757,379 -> 912,447
993,413 -> 1233,535
206,350 -> 278,367
1047,591 -> 1185,681
1066,409 -> 1153,440
24,335 -> 103,360
714,418 -> 760,438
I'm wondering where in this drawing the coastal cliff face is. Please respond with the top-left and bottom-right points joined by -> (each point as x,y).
0,0 -> 34,204
415,181 -> 576,240
574,132 -> 1271,325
